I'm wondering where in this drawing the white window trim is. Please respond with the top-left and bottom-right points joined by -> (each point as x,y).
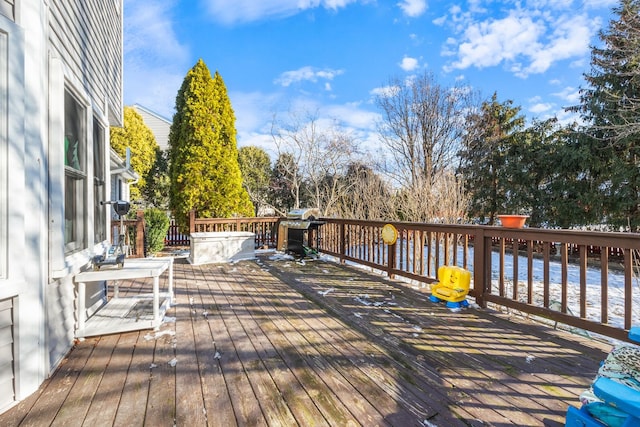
0,29 -> 8,279
48,55 -> 96,279
92,111 -> 110,246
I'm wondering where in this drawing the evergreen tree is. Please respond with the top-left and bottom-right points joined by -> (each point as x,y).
110,106 -> 158,204
238,146 -> 272,215
169,59 -> 254,229
571,0 -> 640,228
458,93 -> 525,224
545,126 -> 606,227
143,147 -> 170,210
269,153 -> 303,215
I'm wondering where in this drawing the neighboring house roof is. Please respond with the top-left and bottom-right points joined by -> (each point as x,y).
132,104 -> 171,151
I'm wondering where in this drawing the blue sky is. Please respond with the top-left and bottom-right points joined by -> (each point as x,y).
123,0 -> 618,155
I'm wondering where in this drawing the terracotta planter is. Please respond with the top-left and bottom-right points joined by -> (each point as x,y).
497,214 -> 529,228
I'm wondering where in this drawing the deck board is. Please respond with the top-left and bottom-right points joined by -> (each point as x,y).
1,254 -> 613,426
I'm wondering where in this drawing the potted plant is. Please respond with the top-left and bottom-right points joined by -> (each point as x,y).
497,213 -> 529,228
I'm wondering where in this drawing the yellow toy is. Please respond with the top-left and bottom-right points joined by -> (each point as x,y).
429,265 -> 471,308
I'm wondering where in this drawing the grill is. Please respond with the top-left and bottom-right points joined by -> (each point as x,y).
277,208 -> 325,258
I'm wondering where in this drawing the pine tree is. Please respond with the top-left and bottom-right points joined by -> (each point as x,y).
576,0 -> 640,140
571,0 -> 640,228
458,92 -> 525,224
169,59 -> 254,230
110,106 -> 158,205
238,146 -> 272,215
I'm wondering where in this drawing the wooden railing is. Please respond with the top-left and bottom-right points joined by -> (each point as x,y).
119,210 -> 145,257
188,210 -> 281,249
318,218 -> 640,343
165,220 -> 190,246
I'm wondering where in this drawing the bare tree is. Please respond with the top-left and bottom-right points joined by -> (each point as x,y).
333,162 -> 396,220
271,110 -> 360,215
375,72 -> 477,222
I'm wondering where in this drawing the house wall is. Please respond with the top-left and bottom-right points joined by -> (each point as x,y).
133,104 -> 172,151
45,0 -> 123,370
48,0 -> 123,126
0,0 -> 123,411
0,7 -> 28,411
0,1 -> 15,21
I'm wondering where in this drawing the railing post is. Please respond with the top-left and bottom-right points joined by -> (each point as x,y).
339,222 -> 346,264
135,209 -> 145,257
473,227 -> 490,308
189,209 -> 196,234
388,242 -> 396,279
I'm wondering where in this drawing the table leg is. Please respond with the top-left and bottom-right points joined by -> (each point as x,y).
77,281 -> 86,338
153,276 -> 159,329
168,259 -> 174,306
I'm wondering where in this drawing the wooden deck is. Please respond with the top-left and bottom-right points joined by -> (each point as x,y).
1,253 -> 613,426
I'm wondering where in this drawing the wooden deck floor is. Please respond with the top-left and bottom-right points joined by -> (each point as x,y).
1,253 -> 613,426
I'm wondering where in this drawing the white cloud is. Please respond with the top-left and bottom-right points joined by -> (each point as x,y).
274,66 -> 344,87
399,56 -> 419,72
554,107 -> 583,126
370,85 -> 401,98
325,102 -> 380,130
123,66 -> 183,117
123,0 -> 191,116
397,0 -> 427,18
529,102 -> 553,114
124,0 -> 189,65
230,91 -> 282,133
580,0 -> 618,9
446,10 -> 545,72
444,6 -> 601,78
552,86 -> 581,104
200,0 -> 360,24
522,14 -> 594,76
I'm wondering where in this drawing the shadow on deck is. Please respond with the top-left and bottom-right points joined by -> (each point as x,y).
0,253 -> 612,426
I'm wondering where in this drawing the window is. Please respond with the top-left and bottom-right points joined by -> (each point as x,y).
64,90 -> 87,253
93,117 -> 106,243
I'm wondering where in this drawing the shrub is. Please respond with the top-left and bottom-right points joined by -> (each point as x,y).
145,208 -> 170,255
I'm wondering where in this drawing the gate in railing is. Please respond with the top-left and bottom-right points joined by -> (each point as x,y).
165,220 -> 190,246
317,218 -> 640,343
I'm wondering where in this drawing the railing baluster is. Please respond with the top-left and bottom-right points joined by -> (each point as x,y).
544,241 -> 550,309
527,240 -> 533,304
580,245 -> 587,319
499,238 -> 505,297
601,247 -> 609,324
561,243 -> 568,314
513,238 -> 519,301
624,248 -> 632,330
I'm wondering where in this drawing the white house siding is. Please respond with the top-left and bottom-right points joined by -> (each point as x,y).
48,0 -> 123,126
46,0 -> 123,370
0,1 -> 14,21
0,9 -> 26,413
0,0 -> 123,412
132,104 -> 172,151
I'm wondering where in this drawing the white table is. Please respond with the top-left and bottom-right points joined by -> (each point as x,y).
74,257 -> 174,338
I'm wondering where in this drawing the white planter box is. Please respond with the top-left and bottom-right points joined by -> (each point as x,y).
189,232 -> 255,265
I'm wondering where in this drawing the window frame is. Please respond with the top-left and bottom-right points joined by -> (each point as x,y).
93,116 -> 106,243
63,89 -> 88,254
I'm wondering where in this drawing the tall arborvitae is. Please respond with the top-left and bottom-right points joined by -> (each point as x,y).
110,106 -> 158,204
168,59 -> 254,230
570,0 -> 640,229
